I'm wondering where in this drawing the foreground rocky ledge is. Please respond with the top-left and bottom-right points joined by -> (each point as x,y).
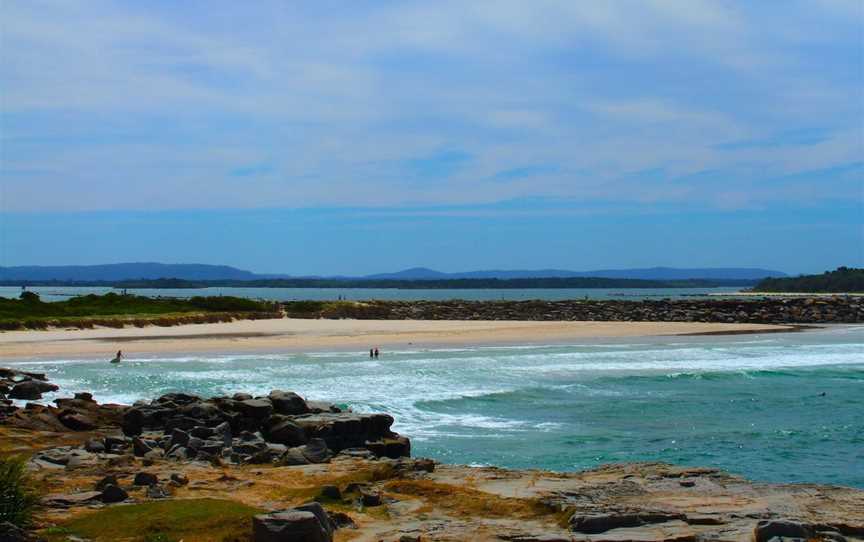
1,389 -> 862,542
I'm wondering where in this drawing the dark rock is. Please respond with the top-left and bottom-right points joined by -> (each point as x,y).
122,407 -> 145,436
237,398 -> 273,420
754,520 -> 816,542
264,417 -> 308,447
170,428 -> 190,448
164,415 -> 202,432
156,392 -> 201,405
294,502 -> 336,539
252,509 -> 332,542
133,472 -> 159,486
269,390 -> 310,415
233,392 -> 253,401
169,472 -> 189,486
178,401 -> 222,419
99,484 -> 129,503
302,438 -> 332,464
8,380 -> 58,400
84,439 -> 106,453
360,489 -> 382,507
132,436 -> 153,457
104,435 -> 129,452
198,440 -> 225,456
319,485 -> 341,500
74,392 -> 94,401
234,440 -> 268,456
58,411 -> 96,431
95,475 -> 119,491
280,447 -> 311,466
186,436 -> 204,451
190,425 -> 215,439
366,436 -> 411,459
306,400 -> 341,413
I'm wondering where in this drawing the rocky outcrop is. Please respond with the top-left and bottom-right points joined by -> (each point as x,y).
1,391 -> 125,431
0,368 -> 58,405
117,389 -> 409,465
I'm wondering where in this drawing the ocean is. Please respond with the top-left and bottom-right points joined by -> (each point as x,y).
0,285 -> 744,302
5,325 -> 862,488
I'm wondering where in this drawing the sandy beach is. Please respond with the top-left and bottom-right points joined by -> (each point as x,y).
0,318 -> 797,358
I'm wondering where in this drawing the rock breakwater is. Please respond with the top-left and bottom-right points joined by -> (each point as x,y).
286,297 -> 863,324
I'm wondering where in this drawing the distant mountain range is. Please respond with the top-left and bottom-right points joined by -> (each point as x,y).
0,262 -> 787,282
363,266 -> 788,281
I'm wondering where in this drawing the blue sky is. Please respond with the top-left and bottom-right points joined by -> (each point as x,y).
1,0 -> 862,274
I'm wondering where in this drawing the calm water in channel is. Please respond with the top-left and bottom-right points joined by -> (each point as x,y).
6,325 -> 862,488
0,285 -> 744,302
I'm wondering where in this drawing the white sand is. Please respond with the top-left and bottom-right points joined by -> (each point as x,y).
0,318 -> 797,358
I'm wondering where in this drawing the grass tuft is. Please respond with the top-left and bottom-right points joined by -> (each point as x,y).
0,455 -> 39,528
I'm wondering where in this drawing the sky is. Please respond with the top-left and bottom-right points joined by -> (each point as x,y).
1,0 -> 862,275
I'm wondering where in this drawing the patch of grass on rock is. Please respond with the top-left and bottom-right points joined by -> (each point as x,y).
43,498 -> 263,542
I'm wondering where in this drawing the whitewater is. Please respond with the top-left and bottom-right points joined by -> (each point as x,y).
5,325 -> 862,487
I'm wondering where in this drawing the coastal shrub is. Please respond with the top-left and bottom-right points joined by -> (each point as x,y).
0,292 -> 282,330
19,291 -> 40,303
0,455 -> 39,528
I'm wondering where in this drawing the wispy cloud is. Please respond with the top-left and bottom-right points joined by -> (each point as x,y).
0,0 -> 861,214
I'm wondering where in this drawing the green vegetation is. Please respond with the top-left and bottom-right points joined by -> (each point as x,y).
42,498 -> 263,542
0,455 -> 39,528
0,292 -> 281,330
753,267 -> 864,293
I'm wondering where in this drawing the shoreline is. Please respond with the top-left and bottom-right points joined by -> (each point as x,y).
0,318 -> 799,358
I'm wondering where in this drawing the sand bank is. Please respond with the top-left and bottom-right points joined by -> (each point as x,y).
0,318 -> 797,358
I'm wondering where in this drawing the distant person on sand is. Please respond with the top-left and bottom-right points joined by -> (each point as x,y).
110,350 -> 123,364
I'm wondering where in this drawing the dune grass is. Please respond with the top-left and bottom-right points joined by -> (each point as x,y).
42,498 -> 263,542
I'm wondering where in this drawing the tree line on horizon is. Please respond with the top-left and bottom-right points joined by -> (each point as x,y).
752,267 -> 864,293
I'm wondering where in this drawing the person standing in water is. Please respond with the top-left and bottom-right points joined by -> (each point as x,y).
369,348 -> 374,359
374,348 -> 379,359
110,350 -> 123,364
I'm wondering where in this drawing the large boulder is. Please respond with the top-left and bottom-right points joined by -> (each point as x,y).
121,407 -> 146,436
264,416 -> 308,447
269,390 -> 310,415
236,399 -> 274,420
8,380 -> 58,400
58,411 -> 96,431
252,508 -> 332,542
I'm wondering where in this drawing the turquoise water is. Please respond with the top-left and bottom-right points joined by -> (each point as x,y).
0,285 -> 743,302
5,326 -> 863,487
